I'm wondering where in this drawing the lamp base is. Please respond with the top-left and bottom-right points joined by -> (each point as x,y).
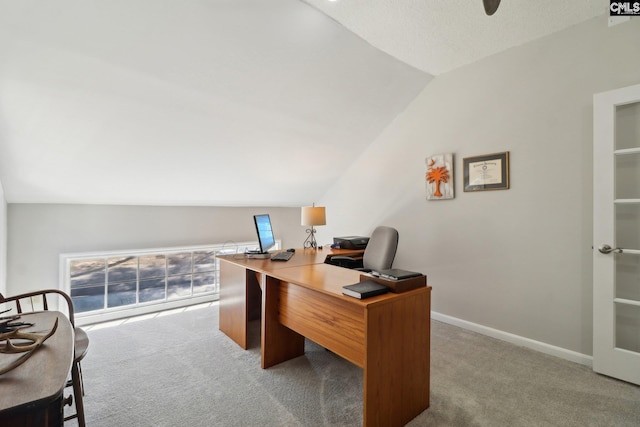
303,227 -> 319,249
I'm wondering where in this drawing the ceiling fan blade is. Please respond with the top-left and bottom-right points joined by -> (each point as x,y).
483,0 -> 501,15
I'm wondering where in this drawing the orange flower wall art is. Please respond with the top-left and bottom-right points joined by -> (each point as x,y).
426,154 -> 454,200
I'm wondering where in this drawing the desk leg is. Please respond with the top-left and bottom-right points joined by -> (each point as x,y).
261,276 -> 305,369
363,289 -> 431,427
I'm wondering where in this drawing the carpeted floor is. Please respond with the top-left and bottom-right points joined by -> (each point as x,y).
66,303 -> 640,426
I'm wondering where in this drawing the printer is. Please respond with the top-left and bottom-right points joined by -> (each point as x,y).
333,236 -> 369,250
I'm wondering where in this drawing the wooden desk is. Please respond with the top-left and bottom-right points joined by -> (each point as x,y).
0,311 -> 74,426
218,249 -> 431,427
219,248 -> 364,348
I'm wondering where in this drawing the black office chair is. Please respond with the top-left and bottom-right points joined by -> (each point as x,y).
330,226 -> 399,272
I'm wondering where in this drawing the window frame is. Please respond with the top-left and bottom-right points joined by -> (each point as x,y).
60,240 -> 278,326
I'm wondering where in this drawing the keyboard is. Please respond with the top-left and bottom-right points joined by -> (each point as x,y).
270,251 -> 294,261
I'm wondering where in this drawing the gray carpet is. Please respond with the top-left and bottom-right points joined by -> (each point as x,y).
66,303 -> 640,426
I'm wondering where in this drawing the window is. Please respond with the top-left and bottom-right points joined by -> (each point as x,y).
60,241 -> 274,324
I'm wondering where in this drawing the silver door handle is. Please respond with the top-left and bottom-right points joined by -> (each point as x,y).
598,244 -> 623,254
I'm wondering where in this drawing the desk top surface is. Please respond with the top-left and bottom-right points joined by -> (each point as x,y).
218,248 -> 428,303
218,247 -> 363,271
0,311 -> 74,413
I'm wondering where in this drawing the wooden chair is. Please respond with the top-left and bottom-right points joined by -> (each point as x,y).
0,289 -> 88,426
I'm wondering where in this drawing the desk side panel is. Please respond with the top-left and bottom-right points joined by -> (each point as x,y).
364,288 -> 431,427
278,282 -> 366,367
262,277 -> 305,368
219,260 -> 251,349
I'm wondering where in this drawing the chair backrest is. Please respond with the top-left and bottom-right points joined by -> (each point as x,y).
362,226 -> 399,271
0,289 -> 76,327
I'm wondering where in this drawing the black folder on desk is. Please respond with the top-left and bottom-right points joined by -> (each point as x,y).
342,280 -> 389,299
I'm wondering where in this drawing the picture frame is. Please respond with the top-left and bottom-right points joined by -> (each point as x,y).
463,151 -> 510,192
425,153 -> 454,200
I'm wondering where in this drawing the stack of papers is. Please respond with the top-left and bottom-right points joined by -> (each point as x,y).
371,269 -> 423,281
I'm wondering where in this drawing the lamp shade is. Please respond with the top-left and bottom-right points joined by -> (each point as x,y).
301,206 -> 326,226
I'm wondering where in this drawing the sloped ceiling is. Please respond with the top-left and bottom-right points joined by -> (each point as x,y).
0,0 -> 604,206
304,0 -> 604,75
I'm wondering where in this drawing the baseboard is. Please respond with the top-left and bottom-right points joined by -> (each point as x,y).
431,311 -> 593,367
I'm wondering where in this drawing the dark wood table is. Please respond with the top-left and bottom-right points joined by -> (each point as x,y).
0,311 -> 74,426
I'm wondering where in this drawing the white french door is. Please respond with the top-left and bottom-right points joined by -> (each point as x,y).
593,83 -> 640,385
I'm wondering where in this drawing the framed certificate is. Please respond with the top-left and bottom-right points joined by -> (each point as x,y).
463,152 -> 510,192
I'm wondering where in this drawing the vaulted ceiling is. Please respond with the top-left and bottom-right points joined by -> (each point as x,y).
0,0 -> 604,206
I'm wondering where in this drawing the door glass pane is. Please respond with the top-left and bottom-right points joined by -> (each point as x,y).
616,303 -> 640,352
615,101 -> 640,150
614,100 -> 640,353
615,153 -> 640,199
615,204 -> 640,249
615,254 -> 640,301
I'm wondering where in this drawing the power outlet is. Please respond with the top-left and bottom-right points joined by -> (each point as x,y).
608,16 -> 631,27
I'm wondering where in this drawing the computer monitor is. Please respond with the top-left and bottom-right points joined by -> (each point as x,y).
253,214 -> 276,254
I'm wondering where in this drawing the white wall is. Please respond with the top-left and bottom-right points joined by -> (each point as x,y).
318,17 -> 640,359
6,204 -> 303,296
5,16 -> 638,362
0,180 -> 6,296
